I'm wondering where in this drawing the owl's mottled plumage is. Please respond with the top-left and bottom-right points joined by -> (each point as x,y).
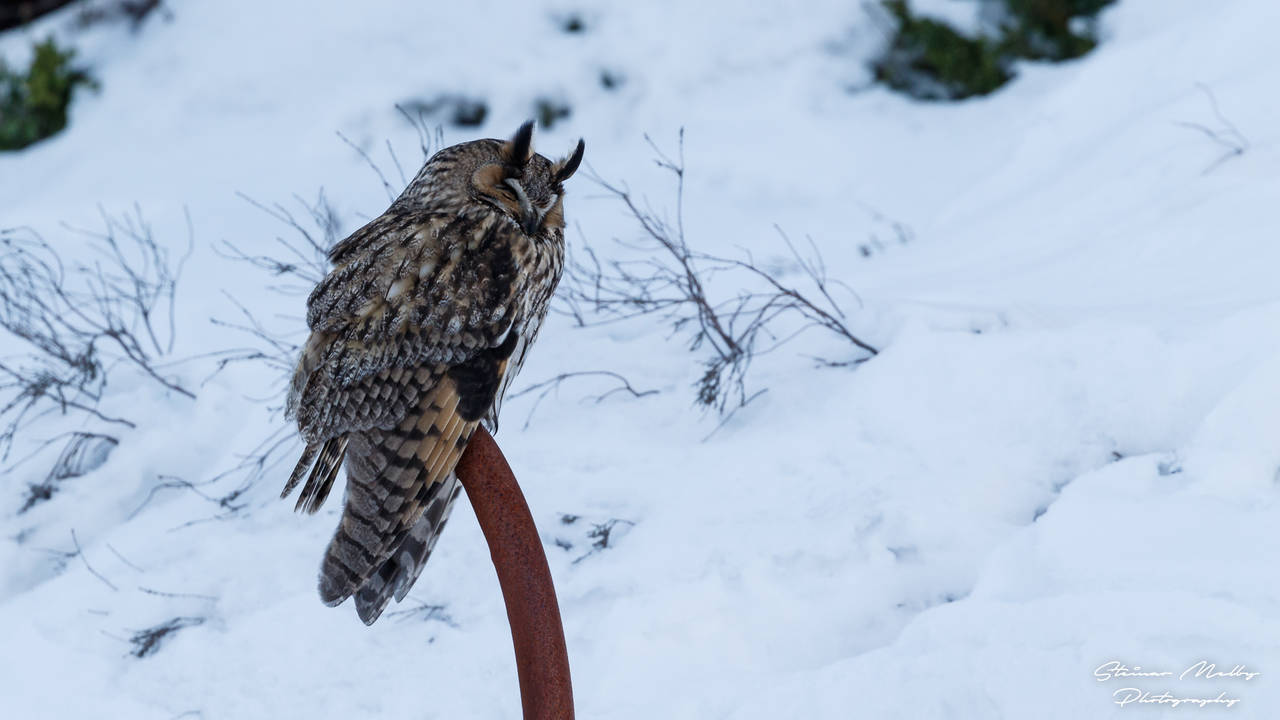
282,122 -> 583,624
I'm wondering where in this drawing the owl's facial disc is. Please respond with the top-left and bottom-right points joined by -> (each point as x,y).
471,163 -> 525,223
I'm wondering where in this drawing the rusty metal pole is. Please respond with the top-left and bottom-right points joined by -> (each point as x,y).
455,427 -> 574,719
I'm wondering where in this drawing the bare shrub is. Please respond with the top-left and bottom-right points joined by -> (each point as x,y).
561,131 -> 878,421
208,190 -> 340,384
203,118 -> 444,490
212,106 -> 444,383
0,207 -> 193,459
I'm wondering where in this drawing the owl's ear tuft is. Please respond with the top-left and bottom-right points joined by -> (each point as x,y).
553,139 -> 585,183
503,121 -> 535,166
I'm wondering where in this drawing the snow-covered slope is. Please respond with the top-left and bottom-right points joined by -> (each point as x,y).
2,1 -> 1278,717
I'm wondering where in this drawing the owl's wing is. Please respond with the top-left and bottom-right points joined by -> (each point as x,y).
306,326 -> 519,623
288,210 -> 523,439
283,209 -> 526,623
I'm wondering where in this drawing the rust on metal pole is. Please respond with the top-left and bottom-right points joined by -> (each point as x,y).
456,426 -> 575,720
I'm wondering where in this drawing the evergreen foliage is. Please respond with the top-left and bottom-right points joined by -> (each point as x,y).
0,38 -> 96,151
874,0 -> 1116,100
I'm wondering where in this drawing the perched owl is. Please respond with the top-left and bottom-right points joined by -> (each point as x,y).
281,122 -> 584,624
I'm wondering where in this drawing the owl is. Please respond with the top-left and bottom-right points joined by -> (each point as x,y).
281,121 -> 584,624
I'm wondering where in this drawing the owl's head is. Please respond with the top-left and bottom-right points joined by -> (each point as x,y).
469,121 -> 585,236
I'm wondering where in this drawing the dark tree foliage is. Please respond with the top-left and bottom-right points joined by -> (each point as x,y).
1001,0 -> 1115,60
875,0 -> 1011,100
0,37 -> 96,150
874,0 -> 1117,100
0,1 -> 77,32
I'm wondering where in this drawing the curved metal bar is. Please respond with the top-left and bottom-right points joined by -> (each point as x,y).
456,427 -> 575,719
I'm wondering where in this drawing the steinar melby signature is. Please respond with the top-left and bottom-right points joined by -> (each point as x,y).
1094,660 -> 1260,709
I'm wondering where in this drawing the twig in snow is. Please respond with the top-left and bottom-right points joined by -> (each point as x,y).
128,616 -> 205,658
571,518 -> 635,564
1175,83 -> 1249,175
130,472 -> 250,522
106,543 -> 143,572
138,586 -> 218,602
70,528 -> 117,591
385,599 -> 460,627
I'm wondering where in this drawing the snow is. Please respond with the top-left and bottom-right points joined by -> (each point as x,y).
2,0 -> 1278,717
909,0 -> 987,35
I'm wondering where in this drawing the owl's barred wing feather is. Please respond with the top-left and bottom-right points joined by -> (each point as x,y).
316,372 -> 481,622
281,441 -> 318,501
482,328 -> 530,433
292,436 -> 348,514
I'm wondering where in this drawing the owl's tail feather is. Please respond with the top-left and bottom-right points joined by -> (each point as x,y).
316,377 -> 477,622
353,474 -> 463,624
290,437 -> 348,515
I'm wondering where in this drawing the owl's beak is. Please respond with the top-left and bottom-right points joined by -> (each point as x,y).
504,177 -> 540,234
520,210 -> 540,235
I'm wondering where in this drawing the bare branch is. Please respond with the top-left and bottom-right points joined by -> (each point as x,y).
222,190 -> 335,287
561,131 -> 877,421
70,528 -> 118,592
385,599 -> 460,626
137,586 -> 218,602
1176,83 -> 1249,175
336,131 -> 397,202
207,191 -> 339,389
130,470 -> 252,521
508,370 -> 659,429
394,103 -> 445,164
106,543 -> 144,572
